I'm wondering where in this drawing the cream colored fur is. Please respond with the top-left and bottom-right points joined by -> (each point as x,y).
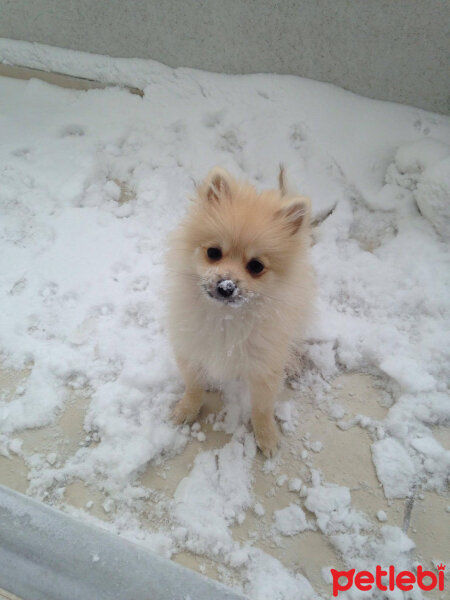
166,167 -> 314,456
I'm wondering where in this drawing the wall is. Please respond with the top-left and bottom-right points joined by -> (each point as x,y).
0,0 -> 448,114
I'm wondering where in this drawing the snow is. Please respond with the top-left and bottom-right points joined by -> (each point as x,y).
304,479 -> 361,535
287,478 -> 302,492
0,39 -> 449,599
371,438 -> 416,499
173,428 -> 255,556
276,474 -> 288,487
384,138 -> 450,237
217,279 -> 235,292
274,504 -> 313,536
416,156 -> 450,238
244,551 -> 316,600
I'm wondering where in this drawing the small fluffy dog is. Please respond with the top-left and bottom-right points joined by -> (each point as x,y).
166,167 -> 314,456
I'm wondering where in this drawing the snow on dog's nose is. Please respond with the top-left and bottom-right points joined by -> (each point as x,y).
216,279 -> 236,298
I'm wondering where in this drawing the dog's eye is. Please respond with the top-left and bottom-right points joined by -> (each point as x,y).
207,247 -> 222,261
247,259 -> 264,275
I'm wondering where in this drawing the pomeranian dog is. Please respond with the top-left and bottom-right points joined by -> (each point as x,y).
166,167 -> 314,456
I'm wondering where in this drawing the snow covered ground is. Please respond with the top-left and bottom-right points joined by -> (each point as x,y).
0,41 -> 449,599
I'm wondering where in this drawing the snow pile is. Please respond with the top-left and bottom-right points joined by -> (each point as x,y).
385,138 -> 450,237
1,40 -> 450,599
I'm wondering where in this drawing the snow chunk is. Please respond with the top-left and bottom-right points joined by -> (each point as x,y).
304,482 -> 367,535
380,525 -> 415,555
288,478 -> 302,492
276,474 -> 288,487
380,356 -> 436,393
371,438 -> 415,499
253,502 -> 265,517
310,441 -> 323,453
274,504 -> 313,536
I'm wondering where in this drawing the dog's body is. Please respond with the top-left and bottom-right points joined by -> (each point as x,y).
166,167 -> 314,456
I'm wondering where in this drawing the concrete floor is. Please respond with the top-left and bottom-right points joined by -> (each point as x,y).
0,66 -> 448,599
1,364 -> 448,599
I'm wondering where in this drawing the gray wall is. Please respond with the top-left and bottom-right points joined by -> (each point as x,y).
0,0 -> 449,114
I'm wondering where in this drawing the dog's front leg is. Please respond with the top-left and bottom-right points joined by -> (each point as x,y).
172,358 -> 204,425
250,373 -> 281,458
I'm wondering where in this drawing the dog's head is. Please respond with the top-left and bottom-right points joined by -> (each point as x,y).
176,167 -> 311,308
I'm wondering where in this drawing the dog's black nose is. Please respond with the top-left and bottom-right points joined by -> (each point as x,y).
217,279 -> 235,298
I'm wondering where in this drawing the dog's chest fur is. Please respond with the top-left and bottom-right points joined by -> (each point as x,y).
168,288 -> 284,382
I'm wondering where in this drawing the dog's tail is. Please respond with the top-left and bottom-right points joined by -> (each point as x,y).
278,164 -> 312,229
278,163 -> 297,197
278,163 -> 287,195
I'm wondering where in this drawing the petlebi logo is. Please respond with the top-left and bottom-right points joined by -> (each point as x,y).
331,564 -> 446,596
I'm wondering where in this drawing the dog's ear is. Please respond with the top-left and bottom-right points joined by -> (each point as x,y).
276,196 -> 311,235
200,167 -> 233,203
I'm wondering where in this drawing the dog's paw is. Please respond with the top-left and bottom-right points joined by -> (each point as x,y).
254,419 -> 280,458
171,397 -> 200,425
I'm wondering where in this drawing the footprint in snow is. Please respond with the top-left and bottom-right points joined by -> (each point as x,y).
60,124 -> 85,138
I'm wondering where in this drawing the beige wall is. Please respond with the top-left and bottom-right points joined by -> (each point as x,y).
0,0 -> 448,114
